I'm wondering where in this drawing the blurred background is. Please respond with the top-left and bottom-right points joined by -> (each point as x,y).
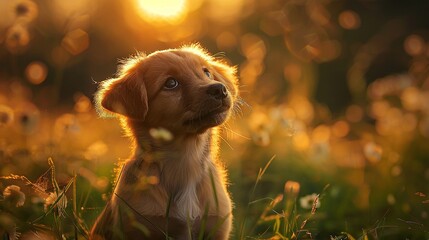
1,0 -> 429,239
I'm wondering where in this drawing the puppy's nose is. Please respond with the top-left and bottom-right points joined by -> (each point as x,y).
206,83 -> 228,100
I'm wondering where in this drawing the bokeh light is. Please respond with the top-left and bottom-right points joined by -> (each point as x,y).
135,0 -> 187,24
13,0 -> 38,23
338,10 -> 361,30
14,102 -> 40,135
5,24 -> 30,53
25,61 -> 48,85
404,34 -> 425,56
61,28 -> 89,55
331,120 -> 350,138
216,31 -> 238,50
206,0 -> 245,24
345,105 -> 363,123
0,105 -> 14,127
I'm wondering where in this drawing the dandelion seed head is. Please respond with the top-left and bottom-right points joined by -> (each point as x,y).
252,129 -> 270,146
299,193 -> 320,209
15,102 -> 40,134
12,0 -> 38,22
2,185 -> 25,207
364,142 -> 383,163
0,105 -> 14,127
5,24 -> 30,53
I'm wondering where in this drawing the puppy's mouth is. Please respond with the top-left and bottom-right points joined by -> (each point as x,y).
183,105 -> 230,127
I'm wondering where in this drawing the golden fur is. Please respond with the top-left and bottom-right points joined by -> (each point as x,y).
91,44 -> 238,239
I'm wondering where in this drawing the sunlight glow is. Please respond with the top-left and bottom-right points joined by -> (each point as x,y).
136,0 -> 187,23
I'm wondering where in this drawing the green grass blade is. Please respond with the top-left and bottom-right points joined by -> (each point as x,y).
206,213 -> 231,240
209,170 -> 219,212
165,194 -> 173,239
114,193 -> 168,237
73,171 -> 78,240
239,155 -> 276,240
31,175 -> 75,224
198,204 -> 210,240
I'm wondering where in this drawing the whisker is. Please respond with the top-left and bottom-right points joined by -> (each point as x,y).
213,52 -> 226,59
223,124 -> 251,140
219,134 -> 234,150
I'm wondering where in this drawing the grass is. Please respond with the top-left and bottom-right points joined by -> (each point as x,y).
1,146 -> 426,240
1,154 -> 319,240
0,101 -> 429,239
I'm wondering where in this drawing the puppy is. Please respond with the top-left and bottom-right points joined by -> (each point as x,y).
91,44 -> 238,240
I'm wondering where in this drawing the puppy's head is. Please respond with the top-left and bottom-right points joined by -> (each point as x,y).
96,44 -> 238,134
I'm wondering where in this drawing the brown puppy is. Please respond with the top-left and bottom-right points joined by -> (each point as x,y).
91,44 -> 238,240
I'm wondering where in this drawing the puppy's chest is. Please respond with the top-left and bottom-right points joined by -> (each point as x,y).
128,157 -> 215,220
159,154 -> 212,219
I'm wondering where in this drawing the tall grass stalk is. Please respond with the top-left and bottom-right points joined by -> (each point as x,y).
238,155 -> 276,240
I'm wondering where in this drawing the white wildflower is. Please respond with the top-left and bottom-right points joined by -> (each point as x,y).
299,193 -> 321,209
149,127 -> 173,141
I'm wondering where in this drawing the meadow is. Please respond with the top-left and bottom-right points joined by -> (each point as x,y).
1,0 -> 429,239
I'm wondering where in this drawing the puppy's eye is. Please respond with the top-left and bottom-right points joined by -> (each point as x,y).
164,77 -> 179,90
203,68 -> 212,78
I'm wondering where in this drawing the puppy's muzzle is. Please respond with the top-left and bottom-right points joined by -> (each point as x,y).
206,83 -> 228,100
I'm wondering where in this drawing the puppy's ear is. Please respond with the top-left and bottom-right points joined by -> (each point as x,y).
96,74 -> 148,120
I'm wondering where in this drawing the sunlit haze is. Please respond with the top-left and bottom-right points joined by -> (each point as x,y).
136,0 -> 187,23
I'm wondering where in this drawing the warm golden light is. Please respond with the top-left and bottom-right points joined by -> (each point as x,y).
136,0 -> 187,23
338,10 -> 361,30
25,61 -> 47,85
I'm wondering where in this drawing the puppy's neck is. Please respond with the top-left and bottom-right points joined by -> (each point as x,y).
133,129 -> 213,162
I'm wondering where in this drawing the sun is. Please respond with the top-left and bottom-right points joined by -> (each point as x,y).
136,0 -> 187,23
